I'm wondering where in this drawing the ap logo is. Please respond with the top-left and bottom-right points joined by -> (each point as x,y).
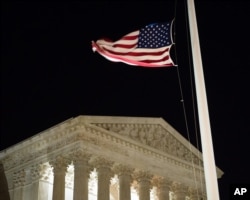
230,184 -> 250,200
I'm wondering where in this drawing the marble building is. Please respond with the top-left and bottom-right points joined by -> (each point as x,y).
0,115 -> 223,200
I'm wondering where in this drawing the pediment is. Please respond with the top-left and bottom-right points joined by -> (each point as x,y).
79,116 -> 203,166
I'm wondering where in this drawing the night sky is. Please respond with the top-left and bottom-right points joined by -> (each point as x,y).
1,1 -> 250,199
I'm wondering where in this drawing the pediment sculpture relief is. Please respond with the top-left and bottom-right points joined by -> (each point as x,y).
93,123 -> 201,165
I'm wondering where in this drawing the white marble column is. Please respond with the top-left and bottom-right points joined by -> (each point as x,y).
50,156 -> 69,200
133,170 -> 153,200
113,164 -> 133,200
153,176 -> 171,200
90,157 -> 113,200
171,182 -> 187,200
73,151 -> 91,200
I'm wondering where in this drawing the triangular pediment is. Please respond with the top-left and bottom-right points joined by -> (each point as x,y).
79,116 -> 203,166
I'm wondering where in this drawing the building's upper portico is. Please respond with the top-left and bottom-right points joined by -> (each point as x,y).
0,115 -> 223,200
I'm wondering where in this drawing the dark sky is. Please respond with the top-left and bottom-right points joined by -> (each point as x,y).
1,1 -> 250,199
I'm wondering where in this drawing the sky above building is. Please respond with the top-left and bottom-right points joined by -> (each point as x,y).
1,1 -> 250,199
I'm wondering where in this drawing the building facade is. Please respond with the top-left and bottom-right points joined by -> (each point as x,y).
0,115 -> 223,200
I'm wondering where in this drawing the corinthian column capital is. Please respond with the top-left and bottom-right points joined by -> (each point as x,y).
72,149 -> 92,173
133,170 -> 153,183
133,170 -> 153,200
112,164 -> 134,200
49,156 -> 70,173
152,176 -> 171,187
90,156 -> 114,200
89,156 -> 114,181
112,163 -> 134,176
73,151 -> 91,200
50,156 -> 70,200
171,182 -> 188,200
171,181 -> 188,192
72,149 -> 91,162
152,176 -> 171,200
90,156 -> 113,169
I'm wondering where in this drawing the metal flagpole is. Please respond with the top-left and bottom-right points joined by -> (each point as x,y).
186,0 -> 220,199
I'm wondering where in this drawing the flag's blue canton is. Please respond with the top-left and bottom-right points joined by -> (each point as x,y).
138,22 -> 171,49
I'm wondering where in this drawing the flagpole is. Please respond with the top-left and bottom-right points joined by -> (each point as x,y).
186,0 -> 220,199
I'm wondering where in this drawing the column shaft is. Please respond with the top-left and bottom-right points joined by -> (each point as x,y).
113,164 -> 133,200
119,174 -> 131,200
90,157 -> 113,200
13,187 -> 23,200
73,160 -> 90,200
158,186 -> 170,200
138,180 -> 151,200
171,182 -> 187,200
52,168 -> 66,200
134,171 -> 152,200
155,177 -> 170,200
51,157 -> 68,200
33,163 -> 51,200
97,167 -> 111,200
36,181 -> 49,200
175,191 -> 186,200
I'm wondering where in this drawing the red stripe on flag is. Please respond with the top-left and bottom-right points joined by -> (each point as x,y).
102,47 -> 169,56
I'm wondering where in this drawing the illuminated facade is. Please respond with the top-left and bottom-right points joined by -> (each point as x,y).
0,116 -> 223,200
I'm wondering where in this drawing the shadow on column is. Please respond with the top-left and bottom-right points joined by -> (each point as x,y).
0,162 -> 10,200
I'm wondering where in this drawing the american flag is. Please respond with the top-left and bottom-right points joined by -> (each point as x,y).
92,21 -> 175,67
